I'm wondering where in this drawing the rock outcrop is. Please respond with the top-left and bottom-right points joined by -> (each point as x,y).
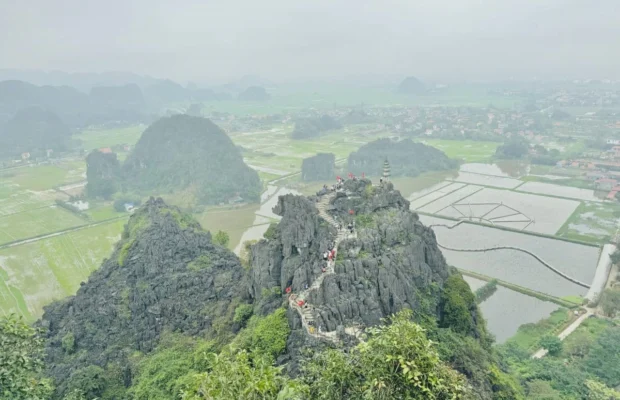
248,178 -> 455,366
39,198 -> 246,397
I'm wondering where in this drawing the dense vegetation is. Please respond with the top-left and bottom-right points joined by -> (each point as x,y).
498,318 -> 620,399
85,150 -> 122,199
38,199 -> 246,398
495,136 -> 530,159
347,138 -> 458,176
301,152 -> 336,181
123,115 -> 261,204
0,107 -> 71,159
290,115 -> 342,139
0,80 -> 148,128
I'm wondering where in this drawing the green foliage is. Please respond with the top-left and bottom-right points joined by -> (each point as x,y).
261,286 -> 282,299
599,287 -> 620,317
0,107 -> 71,159
233,308 -> 290,360
187,254 -> 212,272
165,209 -> 199,230
0,314 -> 53,400
291,115 -> 342,139
474,279 -> 498,304
355,213 -> 374,228
488,365 -> 524,400
61,331 -> 75,354
439,274 -> 477,336
525,380 -> 562,400
300,309 -> 468,399
610,249 -> 620,265
123,115 -> 261,204
65,365 -> 107,399
233,304 -> 254,325
584,327 -> 620,387
539,335 -> 563,356
347,138 -> 458,177
180,349 -> 289,399
129,335 -> 217,400
301,153 -> 336,181
213,230 -> 230,247
118,239 -> 134,266
264,223 -> 278,240
585,380 -> 620,399
495,136 -> 530,159
86,150 -> 121,199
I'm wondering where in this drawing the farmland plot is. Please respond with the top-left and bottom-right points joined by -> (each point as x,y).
449,171 -> 522,189
0,207 -> 86,245
0,220 -> 124,321
425,218 -> 599,297
444,188 -> 580,234
518,181 -> 603,202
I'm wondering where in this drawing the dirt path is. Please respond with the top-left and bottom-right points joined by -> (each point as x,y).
531,309 -> 594,359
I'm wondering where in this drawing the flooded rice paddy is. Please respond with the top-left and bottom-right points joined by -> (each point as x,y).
420,215 -> 599,297
464,276 -> 559,343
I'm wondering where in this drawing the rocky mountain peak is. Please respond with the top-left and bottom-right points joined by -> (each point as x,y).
248,179 -> 456,367
39,198 -> 245,397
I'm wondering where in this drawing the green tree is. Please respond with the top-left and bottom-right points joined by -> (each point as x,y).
539,335 -> 563,356
585,380 -> 620,399
301,309 -> 468,399
585,328 -> 620,387
600,288 -> 620,317
439,274 -> 477,336
0,314 -> 53,400
65,365 -> 107,399
181,349 -> 289,399
495,136 -> 530,159
61,331 -> 75,354
525,380 -> 562,400
213,230 -> 230,247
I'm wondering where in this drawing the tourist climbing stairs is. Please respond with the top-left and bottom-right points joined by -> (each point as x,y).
288,191 -> 362,343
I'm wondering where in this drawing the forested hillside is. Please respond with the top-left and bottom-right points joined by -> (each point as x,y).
347,138 -> 458,177
123,115 -> 261,204
0,107 -> 72,158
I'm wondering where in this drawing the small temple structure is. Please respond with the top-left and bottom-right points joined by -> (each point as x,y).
382,158 -> 391,181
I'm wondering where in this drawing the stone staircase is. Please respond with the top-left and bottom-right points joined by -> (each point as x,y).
288,192 -> 363,343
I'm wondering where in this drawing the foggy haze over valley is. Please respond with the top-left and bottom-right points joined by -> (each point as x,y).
2,1 -> 620,399
1,0 -> 619,83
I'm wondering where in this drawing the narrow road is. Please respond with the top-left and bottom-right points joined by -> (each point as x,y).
531,309 -> 594,359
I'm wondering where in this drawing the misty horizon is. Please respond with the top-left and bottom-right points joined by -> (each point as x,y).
1,0 -> 619,84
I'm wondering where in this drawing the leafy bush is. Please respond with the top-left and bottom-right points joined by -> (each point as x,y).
355,213 -> 374,228
213,230 -> 230,247
475,279 -> 498,304
539,335 -> 563,356
233,308 -> 290,360
439,274 -> 477,336
0,314 -> 53,400
600,287 -> 620,317
301,309 -> 468,399
264,223 -> 278,240
233,304 -> 254,325
187,254 -> 212,272
62,331 -> 75,354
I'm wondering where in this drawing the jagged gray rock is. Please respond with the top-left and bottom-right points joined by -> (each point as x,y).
39,197 -> 246,398
248,178 -> 454,370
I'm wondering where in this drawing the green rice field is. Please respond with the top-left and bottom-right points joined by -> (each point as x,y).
0,219 -> 125,321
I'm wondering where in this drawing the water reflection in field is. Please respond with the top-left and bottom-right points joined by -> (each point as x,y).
463,276 -> 558,343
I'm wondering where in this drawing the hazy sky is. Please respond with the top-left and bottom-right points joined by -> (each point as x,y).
1,0 -> 618,83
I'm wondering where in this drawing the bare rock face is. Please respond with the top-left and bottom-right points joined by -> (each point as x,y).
248,179 -> 453,359
40,197 -> 245,397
